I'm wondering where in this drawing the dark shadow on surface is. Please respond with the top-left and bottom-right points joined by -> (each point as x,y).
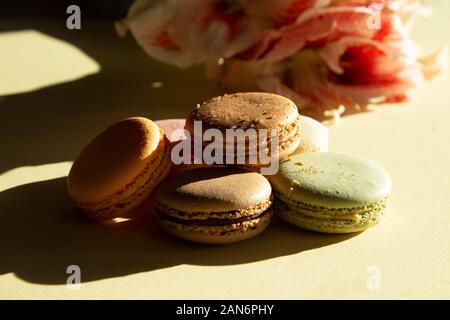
0,5 -> 223,174
0,177 -> 357,284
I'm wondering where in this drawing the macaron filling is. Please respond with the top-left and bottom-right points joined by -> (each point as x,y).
275,201 -> 382,232
159,209 -> 273,237
274,190 -> 387,222
156,207 -> 273,226
156,197 -> 272,221
156,195 -> 273,234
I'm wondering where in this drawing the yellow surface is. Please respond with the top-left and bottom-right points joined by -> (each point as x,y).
0,30 -> 100,95
0,3 -> 449,299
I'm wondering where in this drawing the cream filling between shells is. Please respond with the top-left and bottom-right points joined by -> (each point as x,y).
156,195 -> 273,221
274,190 -> 387,222
160,209 -> 273,236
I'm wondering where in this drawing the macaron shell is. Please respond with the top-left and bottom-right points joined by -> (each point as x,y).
154,118 -> 213,174
293,116 -> 329,154
68,117 -> 162,204
278,128 -> 301,161
158,209 -> 273,244
155,119 -> 186,143
239,117 -> 301,164
188,92 -> 299,130
155,167 -> 272,213
270,153 -> 391,208
81,139 -> 172,220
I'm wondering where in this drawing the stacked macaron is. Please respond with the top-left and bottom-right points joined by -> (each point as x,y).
67,91 -> 391,244
185,92 -> 302,165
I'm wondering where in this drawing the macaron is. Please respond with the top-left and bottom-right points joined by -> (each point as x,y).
155,118 -> 211,174
155,119 -> 186,143
67,117 -> 172,220
155,167 -> 273,244
270,153 -> 391,233
185,92 -> 301,166
293,116 -> 329,154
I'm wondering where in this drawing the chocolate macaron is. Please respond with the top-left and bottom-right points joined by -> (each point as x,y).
67,117 -> 172,220
155,167 -> 273,244
185,92 -> 301,166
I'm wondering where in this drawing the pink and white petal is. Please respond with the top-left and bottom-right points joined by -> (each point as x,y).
318,36 -> 390,74
320,38 -> 425,104
419,46 -> 449,80
169,0 -> 267,62
238,0 -> 333,59
237,30 -> 283,60
257,51 -> 362,113
265,17 -> 336,61
384,93 -> 409,103
124,0 -> 199,68
260,0 -> 332,27
239,16 -> 334,61
287,50 -> 357,110
328,0 -> 388,8
126,0 -> 155,17
259,6 -> 376,62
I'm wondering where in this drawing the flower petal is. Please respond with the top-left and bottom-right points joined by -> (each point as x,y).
286,50 -> 357,111
244,6 -> 376,62
270,0 -> 332,27
124,0 -> 199,68
318,36 -> 389,74
320,36 -> 424,103
169,0 -> 268,62
419,46 -> 449,80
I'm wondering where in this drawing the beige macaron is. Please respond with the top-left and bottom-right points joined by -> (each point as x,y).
155,167 -> 273,244
67,117 -> 172,220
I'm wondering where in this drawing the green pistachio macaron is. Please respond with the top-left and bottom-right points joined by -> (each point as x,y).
155,167 -> 273,244
270,153 -> 391,233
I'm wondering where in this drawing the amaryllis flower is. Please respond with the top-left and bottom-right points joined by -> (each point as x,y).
120,0 -> 328,67
121,0 -> 447,117
223,2 -> 447,114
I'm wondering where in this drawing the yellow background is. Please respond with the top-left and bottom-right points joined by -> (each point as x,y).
0,1 -> 449,299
